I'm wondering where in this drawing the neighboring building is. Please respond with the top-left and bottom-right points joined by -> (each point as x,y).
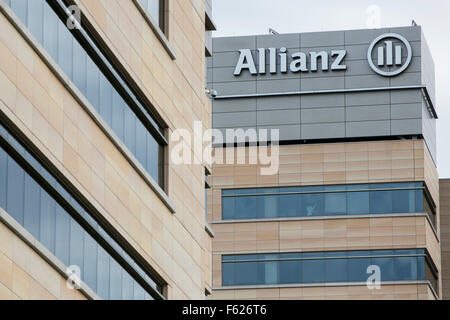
440,179 -> 450,299
207,27 -> 441,299
0,0 -> 213,299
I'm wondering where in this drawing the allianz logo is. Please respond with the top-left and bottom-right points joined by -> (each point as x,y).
234,48 -> 347,75
234,33 -> 412,77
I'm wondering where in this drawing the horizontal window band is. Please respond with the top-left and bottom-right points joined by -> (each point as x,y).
0,206 -> 99,300
50,0 -> 168,145
223,254 -> 428,264
222,187 -> 425,198
0,0 -> 176,213
0,117 -> 165,300
212,85 -> 438,119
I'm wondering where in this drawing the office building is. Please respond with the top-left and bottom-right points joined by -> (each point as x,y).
207,26 -> 441,299
0,0 -> 213,299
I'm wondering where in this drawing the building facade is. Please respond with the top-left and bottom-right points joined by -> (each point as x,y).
207,27 -> 441,299
0,0 -> 213,299
440,179 -> 450,299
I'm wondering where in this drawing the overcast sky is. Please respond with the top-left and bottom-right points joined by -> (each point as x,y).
212,0 -> 450,178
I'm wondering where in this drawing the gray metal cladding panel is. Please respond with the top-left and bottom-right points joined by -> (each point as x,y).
301,93 -> 345,108
346,105 -> 391,122
391,119 -> 422,135
345,91 -> 390,106
258,125 -> 301,141
301,77 -> 345,91
257,96 -> 301,110
390,103 -> 422,120
257,109 -> 301,126
346,121 -> 391,137
257,78 -> 301,93
301,107 -> 345,124
301,123 -> 346,140
213,98 -> 257,113
213,111 -> 257,128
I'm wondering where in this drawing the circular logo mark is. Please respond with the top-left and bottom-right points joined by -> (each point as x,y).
367,33 -> 412,77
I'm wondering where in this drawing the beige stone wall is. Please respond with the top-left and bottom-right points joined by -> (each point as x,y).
0,221 -> 87,300
210,284 -> 436,300
440,179 -> 450,299
208,141 -> 440,300
0,0 -> 212,299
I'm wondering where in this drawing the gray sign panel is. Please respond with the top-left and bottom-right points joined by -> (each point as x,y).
207,26 -> 437,162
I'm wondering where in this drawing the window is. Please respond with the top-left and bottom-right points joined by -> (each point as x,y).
222,249 -> 438,292
222,182 -> 436,228
0,124 -> 163,300
138,0 -> 166,33
5,0 -> 166,188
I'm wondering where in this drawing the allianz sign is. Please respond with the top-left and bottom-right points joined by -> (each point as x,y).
233,33 -> 413,77
233,48 -> 347,75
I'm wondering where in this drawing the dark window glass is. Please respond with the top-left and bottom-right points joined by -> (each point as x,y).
43,3 -> 58,60
392,189 -> 416,213
324,192 -> 346,215
136,120 -> 147,167
370,190 -> 393,214
395,256 -> 418,281
110,259 -> 123,300
0,149 -> 7,208
122,272 -> 134,300
234,262 -> 258,285
84,233 -> 98,291
257,195 -> 279,218
348,257 -> 370,282
299,193 -> 323,217
28,0 -> 43,43
134,282 -> 146,300
86,56 -> 100,111
69,219 -> 84,270
222,197 -> 235,220
40,191 -> 56,253
222,249 -> 436,290
124,108 -> 137,156
11,0 -> 27,25
278,194 -> 298,217
302,258 -> 325,283
55,204 -> 70,266
97,246 -> 110,300
372,257 -> 395,281
72,40 -> 87,94
23,175 -> 40,239
235,196 -> 256,219
112,91 -> 124,142
7,157 -> 24,225
99,73 -> 113,125
222,262 -> 235,286
279,260 -> 301,284
58,23 -> 73,79
347,191 -> 369,215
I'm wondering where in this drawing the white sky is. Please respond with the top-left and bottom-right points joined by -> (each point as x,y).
212,0 -> 450,178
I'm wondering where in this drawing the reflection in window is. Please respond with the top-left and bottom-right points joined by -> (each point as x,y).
0,126 -> 161,300
222,249 -> 437,292
222,183 -> 436,227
